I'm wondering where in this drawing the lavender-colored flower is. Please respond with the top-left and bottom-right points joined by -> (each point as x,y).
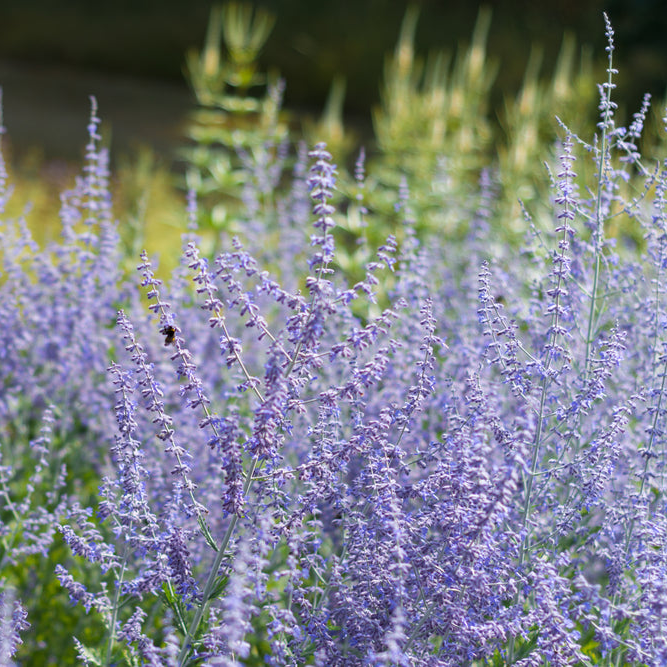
0,587 -> 29,663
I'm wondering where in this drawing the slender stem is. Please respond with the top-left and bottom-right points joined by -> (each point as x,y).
584,46 -> 614,381
104,552 -> 128,666
177,454 -> 260,666
176,306 -> 265,665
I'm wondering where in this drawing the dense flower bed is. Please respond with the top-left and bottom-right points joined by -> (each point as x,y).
2,15 -> 667,667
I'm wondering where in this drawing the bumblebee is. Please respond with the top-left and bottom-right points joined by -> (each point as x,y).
160,324 -> 176,346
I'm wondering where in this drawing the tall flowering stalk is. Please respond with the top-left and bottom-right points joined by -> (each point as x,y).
170,143 -> 342,665
584,12 -> 618,378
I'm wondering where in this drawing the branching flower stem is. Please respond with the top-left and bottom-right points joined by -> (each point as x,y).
585,12 -> 616,382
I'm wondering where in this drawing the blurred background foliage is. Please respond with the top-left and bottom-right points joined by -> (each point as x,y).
0,0 -> 665,277
1,0 -> 665,160
1,0 -> 665,115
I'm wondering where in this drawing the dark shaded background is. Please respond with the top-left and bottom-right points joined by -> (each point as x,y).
0,0 -> 665,163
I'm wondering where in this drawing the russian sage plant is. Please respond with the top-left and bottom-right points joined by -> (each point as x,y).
3,14 -> 667,667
